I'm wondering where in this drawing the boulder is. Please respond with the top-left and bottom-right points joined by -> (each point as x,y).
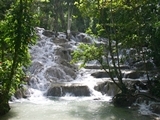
124,71 -> 144,79
42,30 -> 55,37
54,47 -> 71,61
133,61 -> 155,70
94,80 -> 121,96
46,83 -> 90,96
52,38 -> 68,44
84,65 -> 102,69
91,71 -> 110,78
76,33 -> 93,43
112,93 -> 136,107
45,67 -> 69,82
150,103 -> 160,114
28,61 -> 44,74
57,32 -> 66,39
59,59 -> 77,71
14,85 -> 31,99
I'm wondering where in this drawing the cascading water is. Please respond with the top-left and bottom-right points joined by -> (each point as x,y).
1,27 -> 160,120
25,27 -> 111,100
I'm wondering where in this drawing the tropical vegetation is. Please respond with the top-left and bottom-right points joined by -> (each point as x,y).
0,0 -> 37,115
0,0 -> 160,115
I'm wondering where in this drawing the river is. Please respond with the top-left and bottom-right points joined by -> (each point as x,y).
0,96 -> 154,120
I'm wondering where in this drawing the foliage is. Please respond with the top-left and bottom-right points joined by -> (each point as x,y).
0,0 -> 15,20
72,0 -> 160,103
0,0 -> 37,115
71,43 -> 104,67
72,0 -> 129,93
33,0 -> 87,32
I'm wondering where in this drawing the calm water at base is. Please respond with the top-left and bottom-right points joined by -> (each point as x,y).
0,97 -> 156,120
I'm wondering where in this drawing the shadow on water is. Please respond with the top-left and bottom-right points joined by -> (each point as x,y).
69,101 -> 152,120
0,106 -> 18,120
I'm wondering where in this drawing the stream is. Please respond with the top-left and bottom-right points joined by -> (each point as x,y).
0,98 -> 153,120
0,27 -> 160,120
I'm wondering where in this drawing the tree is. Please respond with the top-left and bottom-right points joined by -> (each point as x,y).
72,0 -> 131,107
0,0 -> 37,115
72,0 -> 160,106
0,0 -> 15,20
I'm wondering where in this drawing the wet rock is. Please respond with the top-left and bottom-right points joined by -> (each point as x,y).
133,61 -> 155,70
150,103 -> 160,114
85,65 -> 130,70
94,81 -> 121,96
62,66 -> 77,79
58,42 -> 72,49
112,93 -> 136,107
14,85 -> 31,99
76,33 -> 93,43
54,47 -> 71,61
45,67 -> 68,82
28,61 -> 44,74
118,65 -> 130,69
91,71 -> 110,78
44,65 -> 77,82
52,38 -> 68,44
57,32 -> 66,39
46,83 -> 90,96
132,81 -> 148,90
124,71 -> 144,79
59,59 -> 78,71
70,31 -> 80,38
42,30 -> 55,37
84,65 -> 102,69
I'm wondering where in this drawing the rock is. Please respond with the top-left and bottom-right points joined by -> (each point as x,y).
150,103 -> 160,114
76,33 -> 93,43
14,85 -> 31,99
70,31 -> 80,38
54,47 -> 71,61
58,42 -> 72,49
133,61 -> 155,70
28,61 -> 44,74
112,93 -> 136,107
52,38 -> 68,44
62,66 -> 77,79
57,32 -> 66,39
91,71 -> 110,78
84,65 -> 101,69
44,65 -> 77,82
46,83 -> 90,96
118,65 -> 130,69
85,65 -> 130,70
42,30 -> 55,37
44,67 -> 68,82
94,81 -> 121,96
124,71 -> 144,79
59,59 -> 77,71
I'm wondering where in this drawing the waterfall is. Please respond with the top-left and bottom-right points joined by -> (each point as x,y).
12,27 -> 159,118
22,27 -> 112,101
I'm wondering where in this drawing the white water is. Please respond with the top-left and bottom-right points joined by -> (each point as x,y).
1,27 -> 159,120
27,27 -> 110,98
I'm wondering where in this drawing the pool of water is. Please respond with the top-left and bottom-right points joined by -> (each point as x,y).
0,97 -> 154,120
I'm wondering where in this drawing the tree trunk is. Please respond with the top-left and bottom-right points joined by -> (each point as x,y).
0,92 -> 10,116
